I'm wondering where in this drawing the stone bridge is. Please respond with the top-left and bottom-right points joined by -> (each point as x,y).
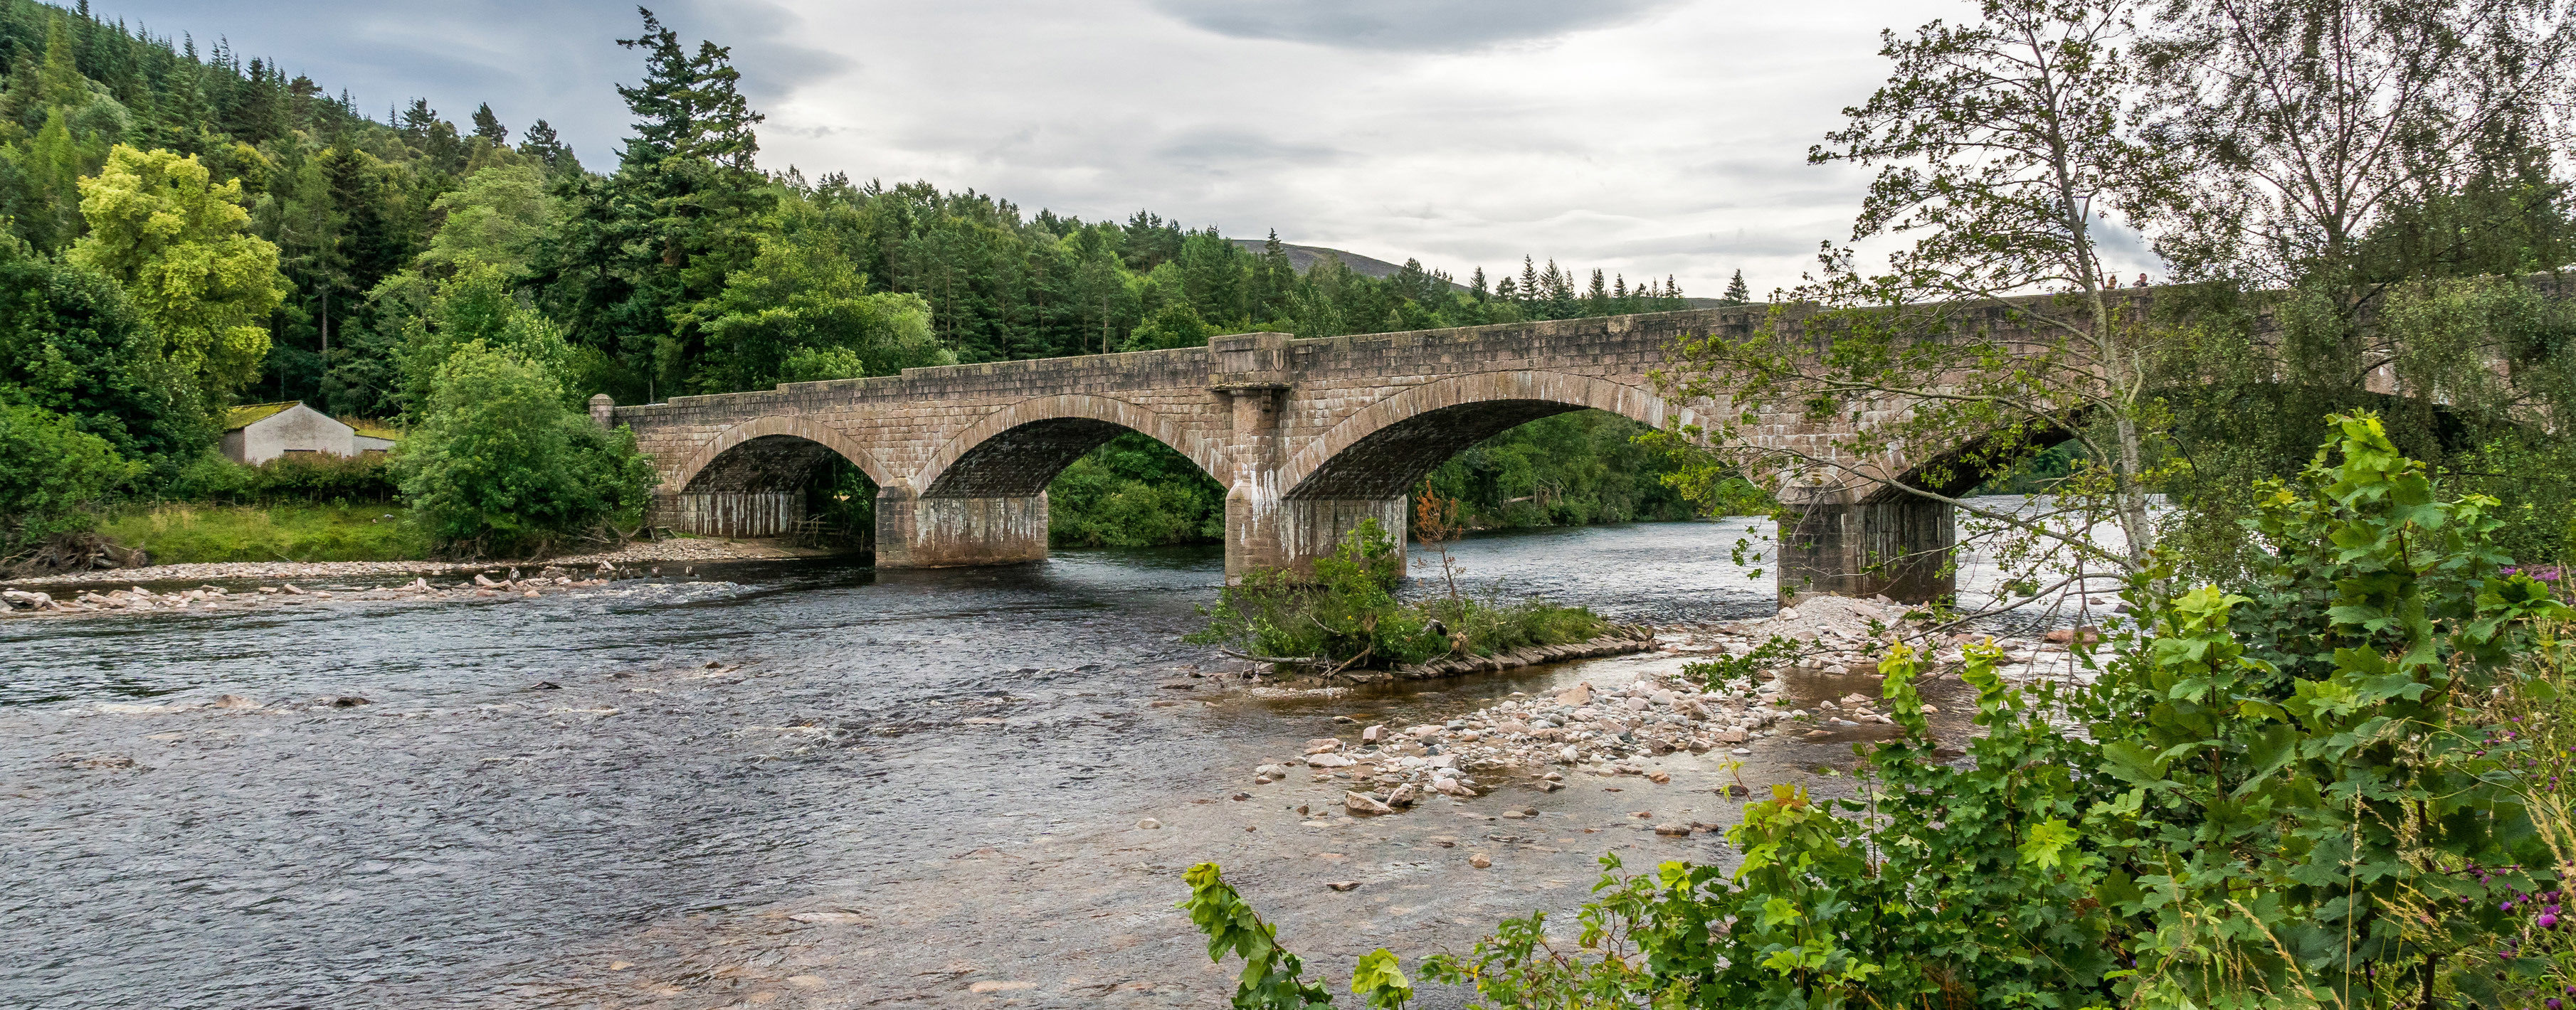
603,307 -> 1960,602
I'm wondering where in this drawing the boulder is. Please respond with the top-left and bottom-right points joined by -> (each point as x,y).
1344,792 -> 1395,814
1556,683 -> 1592,706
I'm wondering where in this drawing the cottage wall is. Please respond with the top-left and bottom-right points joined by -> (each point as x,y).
228,405 -> 357,465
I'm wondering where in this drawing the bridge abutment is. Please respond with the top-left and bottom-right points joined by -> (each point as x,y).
1224,486 -> 1408,583
1775,487 -> 1955,605
875,484 -> 1050,568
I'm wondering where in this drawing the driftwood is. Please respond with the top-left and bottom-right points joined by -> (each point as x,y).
6,532 -> 147,576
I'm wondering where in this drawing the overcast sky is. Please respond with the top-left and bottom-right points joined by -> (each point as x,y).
89,0 -> 2114,297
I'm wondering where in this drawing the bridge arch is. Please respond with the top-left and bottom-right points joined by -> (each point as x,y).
665,415 -> 893,538
1279,371 -> 1686,500
910,394 -> 1224,497
672,414 -> 895,492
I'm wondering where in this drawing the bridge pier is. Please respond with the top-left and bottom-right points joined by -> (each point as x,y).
665,491 -> 801,538
1224,486 -> 1407,583
1775,487 -> 1955,605
873,483 -> 1050,568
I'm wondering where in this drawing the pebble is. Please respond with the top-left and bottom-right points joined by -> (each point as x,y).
1135,819 -> 1161,830
1468,854 -> 1492,868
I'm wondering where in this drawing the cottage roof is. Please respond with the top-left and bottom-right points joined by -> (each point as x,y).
223,401 -> 302,431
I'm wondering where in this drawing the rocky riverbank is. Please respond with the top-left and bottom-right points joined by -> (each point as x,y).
0,536 -> 843,600
0,563 -> 700,619
1242,592 -> 2101,831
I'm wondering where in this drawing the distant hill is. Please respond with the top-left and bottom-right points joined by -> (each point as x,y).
1226,238 -> 1420,280
1228,239 -> 1745,307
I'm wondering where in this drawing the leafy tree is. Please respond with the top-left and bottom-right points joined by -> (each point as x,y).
2139,0 -> 2575,295
417,164 -> 556,277
391,262 -> 571,418
1120,298 -> 1215,352
683,229 -> 948,392
392,342 -> 653,556
68,144 -> 285,408
2136,0 -> 2576,575
1659,0 -> 2173,602
0,235 -> 204,476
0,398 -> 139,553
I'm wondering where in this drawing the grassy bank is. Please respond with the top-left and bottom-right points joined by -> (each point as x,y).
100,504 -> 431,564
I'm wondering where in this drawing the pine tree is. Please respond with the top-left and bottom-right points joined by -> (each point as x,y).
1722,268 -> 1748,304
1469,265 -> 1488,300
470,102 -> 507,144
516,118 -> 575,173
616,9 -> 764,169
1612,273 -> 1627,299
36,16 -> 86,110
1517,255 -> 1538,304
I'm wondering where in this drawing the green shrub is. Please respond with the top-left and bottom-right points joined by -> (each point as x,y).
171,450 -> 398,504
393,344 -> 655,556
0,399 -> 140,553
1177,862 -> 1413,1009
1191,519 -> 1603,669
1400,413 -> 2572,1008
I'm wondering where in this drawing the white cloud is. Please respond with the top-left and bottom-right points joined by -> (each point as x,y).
98,0 -> 2163,295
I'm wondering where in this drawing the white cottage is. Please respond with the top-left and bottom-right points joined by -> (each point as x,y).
221,402 -> 398,465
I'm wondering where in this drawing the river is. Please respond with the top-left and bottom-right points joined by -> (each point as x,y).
1,514 -> 2029,1009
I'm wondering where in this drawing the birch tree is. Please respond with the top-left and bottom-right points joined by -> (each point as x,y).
1657,0 -> 2174,610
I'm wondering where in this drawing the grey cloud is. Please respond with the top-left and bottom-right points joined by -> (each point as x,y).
1146,0 -> 1689,52
92,0 -> 845,169
1152,129 -> 1348,169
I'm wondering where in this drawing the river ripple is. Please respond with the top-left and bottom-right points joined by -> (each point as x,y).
1,519 -> 1812,1009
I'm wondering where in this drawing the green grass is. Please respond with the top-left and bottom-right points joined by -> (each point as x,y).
100,504 -> 432,563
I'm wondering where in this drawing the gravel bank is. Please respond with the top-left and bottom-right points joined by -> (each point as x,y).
1,537 -> 848,592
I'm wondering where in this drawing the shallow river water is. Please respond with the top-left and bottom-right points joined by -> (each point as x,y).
0,517 -> 2005,1009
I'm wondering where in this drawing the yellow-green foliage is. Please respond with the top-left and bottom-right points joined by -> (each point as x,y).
68,145 -> 286,405
100,503 -> 428,563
